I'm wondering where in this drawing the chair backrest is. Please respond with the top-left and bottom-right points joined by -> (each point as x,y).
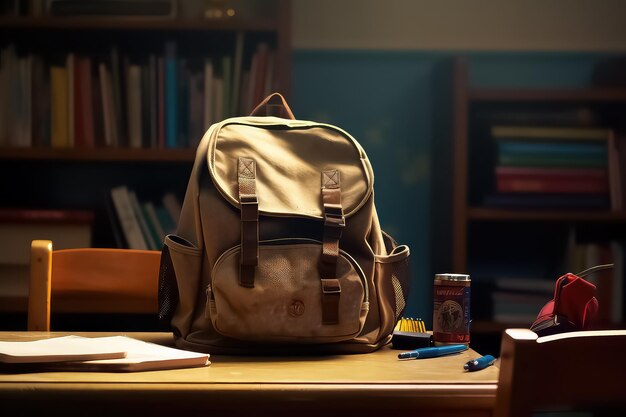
28,239 -> 162,331
494,328 -> 626,417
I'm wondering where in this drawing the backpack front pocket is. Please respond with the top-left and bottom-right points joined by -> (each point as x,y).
208,239 -> 369,343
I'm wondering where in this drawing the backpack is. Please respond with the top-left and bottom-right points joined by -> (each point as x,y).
158,93 -> 411,354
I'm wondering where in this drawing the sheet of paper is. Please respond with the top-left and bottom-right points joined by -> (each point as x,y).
0,335 -> 127,363
62,336 -> 210,372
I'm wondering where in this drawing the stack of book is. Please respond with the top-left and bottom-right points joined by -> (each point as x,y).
108,185 -> 180,250
485,126 -> 617,210
0,36 -> 275,149
0,208 -> 94,311
490,276 -> 555,325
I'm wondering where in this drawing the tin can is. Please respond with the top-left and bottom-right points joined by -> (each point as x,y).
432,273 -> 471,345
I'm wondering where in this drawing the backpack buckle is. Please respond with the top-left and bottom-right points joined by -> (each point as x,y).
240,194 -> 258,221
324,203 -> 345,227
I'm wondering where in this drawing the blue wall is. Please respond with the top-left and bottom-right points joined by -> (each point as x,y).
291,50 -> 619,323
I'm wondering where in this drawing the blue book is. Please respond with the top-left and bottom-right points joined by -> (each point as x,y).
164,41 -> 178,148
498,154 -> 607,168
497,141 -> 607,156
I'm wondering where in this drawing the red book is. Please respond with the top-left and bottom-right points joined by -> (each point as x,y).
497,177 -> 609,194
73,56 -> 85,148
80,57 -> 95,148
0,208 -> 94,225
495,166 -> 608,180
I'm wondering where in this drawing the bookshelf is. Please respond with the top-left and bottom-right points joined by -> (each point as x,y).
0,0 -> 291,228
0,1 -> 291,327
449,56 -> 626,354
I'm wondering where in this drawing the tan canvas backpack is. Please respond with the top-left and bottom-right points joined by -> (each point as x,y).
158,93 -> 411,354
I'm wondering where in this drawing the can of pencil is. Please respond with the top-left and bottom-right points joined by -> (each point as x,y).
432,273 -> 471,346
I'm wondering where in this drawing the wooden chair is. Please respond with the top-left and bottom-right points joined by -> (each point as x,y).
28,240 -> 162,331
494,328 -> 626,417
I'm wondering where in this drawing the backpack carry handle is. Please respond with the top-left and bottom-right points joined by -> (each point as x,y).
250,92 -> 296,119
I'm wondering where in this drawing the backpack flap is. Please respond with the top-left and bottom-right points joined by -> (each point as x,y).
208,120 -> 373,219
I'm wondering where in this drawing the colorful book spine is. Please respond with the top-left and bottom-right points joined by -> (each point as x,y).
50,65 -> 69,148
497,140 -> 607,156
164,41 -> 178,148
498,154 -> 607,168
492,126 -> 612,141
495,166 -> 608,179
497,177 -> 609,194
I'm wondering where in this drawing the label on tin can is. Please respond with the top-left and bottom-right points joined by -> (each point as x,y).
433,277 -> 471,344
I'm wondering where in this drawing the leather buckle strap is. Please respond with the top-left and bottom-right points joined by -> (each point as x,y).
319,170 -> 344,325
238,157 -> 258,288
324,203 -> 345,227
321,278 -> 341,325
240,195 -> 258,221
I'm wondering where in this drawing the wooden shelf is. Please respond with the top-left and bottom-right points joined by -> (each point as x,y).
0,147 -> 195,162
469,88 -> 626,102
468,207 -> 626,222
0,16 -> 279,31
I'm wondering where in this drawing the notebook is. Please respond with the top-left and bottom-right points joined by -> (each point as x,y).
0,335 -> 210,372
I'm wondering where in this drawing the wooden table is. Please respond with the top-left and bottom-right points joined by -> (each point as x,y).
0,332 -> 498,417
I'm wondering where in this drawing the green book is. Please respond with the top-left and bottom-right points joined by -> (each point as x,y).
492,126 -> 612,141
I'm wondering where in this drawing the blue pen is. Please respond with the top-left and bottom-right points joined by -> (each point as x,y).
398,344 -> 468,360
464,355 -> 496,371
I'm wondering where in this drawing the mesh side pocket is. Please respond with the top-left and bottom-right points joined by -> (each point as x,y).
158,244 -> 179,323
391,252 -> 411,321
380,230 -> 411,321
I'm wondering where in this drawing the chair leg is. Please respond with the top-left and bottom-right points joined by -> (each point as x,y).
28,240 -> 53,331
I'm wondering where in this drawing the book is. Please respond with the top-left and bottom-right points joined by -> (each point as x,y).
164,41 -> 178,148
104,191 -> 127,248
0,335 -> 126,363
231,31 -> 244,116
66,53 -> 75,147
31,54 -> 50,147
491,126 -> 613,141
177,58 -> 189,147
0,335 -> 210,372
495,166 -> 608,179
162,192 -> 181,227
98,63 -> 115,147
109,186 -> 148,250
221,55 -> 232,120
56,336 -> 210,372
496,140 -> 607,157
155,205 -> 176,235
126,64 -> 142,148
157,56 -> 165,148
110,45 -> 124,147
0,208 -> 94,265
497,154 -> 607,168
606,131 -> 624,211
496,177 -> 609,194
0,207 -> 94,313
50,65 -> 69,148
483,192 -> 610,209
474,106 -> 597,127
48,0 -> 177,16
127,189 -> 157,250
79,56 -> 95,148
188,69 -> 204,148
492,291 -> 550,319
203,58 -> 214,129
143,201 -> 166,246
493,276 -> 556,295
